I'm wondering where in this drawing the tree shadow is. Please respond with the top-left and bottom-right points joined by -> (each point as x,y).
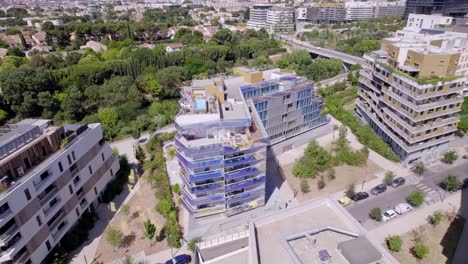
123,232 -> 137,248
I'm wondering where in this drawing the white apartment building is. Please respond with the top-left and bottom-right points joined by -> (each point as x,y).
406,14 -> 454,30
266,8 -> 295,33
247,4 -> 273,30
0,120 -> 119,264
345,2 -> 375,21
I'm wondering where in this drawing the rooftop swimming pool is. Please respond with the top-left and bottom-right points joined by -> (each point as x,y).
195,99 -> 206,110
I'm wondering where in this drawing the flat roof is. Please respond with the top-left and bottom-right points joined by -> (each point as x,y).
338,237 -> 382,264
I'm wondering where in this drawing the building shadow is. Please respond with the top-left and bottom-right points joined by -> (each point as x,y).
443,187 -> 467,264
265,147 -> 289,203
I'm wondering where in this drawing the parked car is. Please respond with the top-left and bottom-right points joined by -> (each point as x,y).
463,155 -> 468,159
463,178 -> 468,189
394,203 -> 413,215
391,177 -> 406,188
351,192 -> 369,202
165,254 -> 192,264
339,197 -> 352,207
371,184 -> 387,195
382,209 -> 398,222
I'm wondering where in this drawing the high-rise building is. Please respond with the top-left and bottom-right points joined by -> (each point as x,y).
406,14 -> 453,30
404,0 -> 468,19
247,4 -> 273,30
0,120 -> 119,263
177,68 -> 328,218
356,34 -> 466,164
247,5 -> 295,33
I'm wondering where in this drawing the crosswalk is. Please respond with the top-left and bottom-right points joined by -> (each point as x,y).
415,182 -> 437,196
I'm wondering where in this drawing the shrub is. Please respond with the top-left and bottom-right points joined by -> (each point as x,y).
407,191 -> 425,207
440,175 -> 462,191
429,211 -> 444,226
300,179 -> 310,193
383,171 -> 395,185
121,204 -> 130,216
411,162 -> 426,176
188,237 -> 202,252
345,183 -> 356,198
105,226 -> 124,248
369,207 -> 382,221
327,167 -> 336,181
143,219 -> 156,241
293,140 -> 333,178
412,242 -> 430,260
172,183 -> 181,194
156,198 -> 174,217
442,150 -> 458,164
317,176 -> 326,190
163,219 -> 182,248
386,235 -> 403,252
178,197 -> 183,205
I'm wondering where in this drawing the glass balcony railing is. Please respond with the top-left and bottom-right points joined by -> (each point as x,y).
189,170 -> 224,182
182,190 -> 225,206
225,176 -> 266,193
224,156 -> 256,168
190,183 -> 224,194
225,188 -> 264,205
177,152 -> 223,170
225,167 -> 260,181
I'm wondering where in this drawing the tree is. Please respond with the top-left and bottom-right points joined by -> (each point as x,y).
411,162 -> 426,176
412,242 -> 430,260
442,150 -> 458,164
105,226 -> 124,248
143,219 -> 156,242
98,107 -> 119,134
383,171 -> 395,185
345,183 -> 356,198
440,175 -> 462,192
0,109 -> 8,123
172,183 -> 180,194
386,235 -> 403,252
300,179 -> 310,193
52,252 -> 68,264
369,207 -> 382,221
135,145 -> 146,164
429,211 -> 443,227
188,237 -> 202,252
327,167 -> 336,181
407,191 -> 425,207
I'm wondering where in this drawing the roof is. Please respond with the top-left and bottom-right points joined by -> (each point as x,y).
338,237 -> 382,264
167,43 -> 183,49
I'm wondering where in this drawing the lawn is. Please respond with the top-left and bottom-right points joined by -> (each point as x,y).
391,213 -> 465,264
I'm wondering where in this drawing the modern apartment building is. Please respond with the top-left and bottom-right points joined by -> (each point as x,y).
307,3 -> 347,23
176,68 -> 328,218
247,4 -> 273,30
0,120 -> 119,263
356,37 -> 466,164
404,0 -> 468,19
406,14 -> 453,30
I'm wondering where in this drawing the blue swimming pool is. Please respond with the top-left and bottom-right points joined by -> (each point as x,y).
194,99 -> 206,110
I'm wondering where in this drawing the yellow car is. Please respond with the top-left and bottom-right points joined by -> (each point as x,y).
338,197 -> 352,207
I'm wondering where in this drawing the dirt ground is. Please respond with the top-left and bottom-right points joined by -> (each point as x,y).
282,160 -> 381,201
93,180 -> 169,263
391,214 -> 465,264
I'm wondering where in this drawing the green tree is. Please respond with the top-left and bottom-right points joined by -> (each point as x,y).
429,211 -> 443,227
0,109 -> 8,123
188,237 -> 202,252
98,107 -> 118,132
407,191 -> 425,207
442,150 -> 458,164
345,183 -> 356,198
383,171 -> 395,185
369,207 -> 382,221
412,242 -> 430,260
105,226 -> 124,248
143,219 -> 156,242
156,199 -> 173,217
411,162 -> 426,176
440,175 -> 462,192
172,183 -> 180,194
327,167 -> 336,181
135,145 -> 146,164
121,204 -> 130,216
52,252 -> 68,264
386,235 -> 403,252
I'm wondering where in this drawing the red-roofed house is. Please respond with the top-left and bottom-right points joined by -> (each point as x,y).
138,43 -> 155,49
32,31 -> 47,45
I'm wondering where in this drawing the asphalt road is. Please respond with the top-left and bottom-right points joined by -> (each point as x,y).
346,161 -> 468,223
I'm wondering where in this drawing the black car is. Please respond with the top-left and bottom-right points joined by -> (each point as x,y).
165,254 -> 192,264
391,177 -> 406,188
371,184 -> 387,195
351,192 -> 369,202
463,178 -> 468,189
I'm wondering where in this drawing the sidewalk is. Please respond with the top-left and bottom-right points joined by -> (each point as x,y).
368,191 -> 462,242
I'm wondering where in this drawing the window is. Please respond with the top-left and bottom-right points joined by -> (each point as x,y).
73,176 -> 81,185
101,153 -> 105,161
24,188 -> 31,201
36,216 -> 42,226
45,240 -> 51,251
68,185 -> 73,195
67,155 -> 72,165
72,151 -> 76,161
58,162 -> 63,173
75,208 -> 80,217
110,169 -> 114,177
94,187 -> 98,195
88,165 -> 93,175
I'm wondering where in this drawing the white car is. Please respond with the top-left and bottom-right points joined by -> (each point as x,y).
394,203 -> 413,215
382,209 -> 397,222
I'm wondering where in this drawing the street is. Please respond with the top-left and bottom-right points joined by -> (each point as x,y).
346,161 -> 468,226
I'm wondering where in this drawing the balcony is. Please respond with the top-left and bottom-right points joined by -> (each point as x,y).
48,211 -> 65,230
182,188 -> 225,206
43,197 -> 61,216
225,167 -> 260,181
0,223 -> 18,246
385,89 -> 463,112
190,183 -> 224,195
225,176 -> 266,193
225,188 -> 264,205
182,198 -> 226,218
52,221 -> 68,242
39,187 -> 58,206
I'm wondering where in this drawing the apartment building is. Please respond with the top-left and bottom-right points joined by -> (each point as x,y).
307,3 -> 347,23
406,14 -> 453,30
404,0 -> 468,19
357,37 -> 466,165
374,1 -> 406,19
0,120 -> 119,263
266,7 -> 295,33
247,4 -> 273,30
176,68 -> 328,218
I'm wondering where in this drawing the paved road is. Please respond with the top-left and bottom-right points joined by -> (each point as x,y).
273,34 -> 365,65
346,161 -> 468,224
